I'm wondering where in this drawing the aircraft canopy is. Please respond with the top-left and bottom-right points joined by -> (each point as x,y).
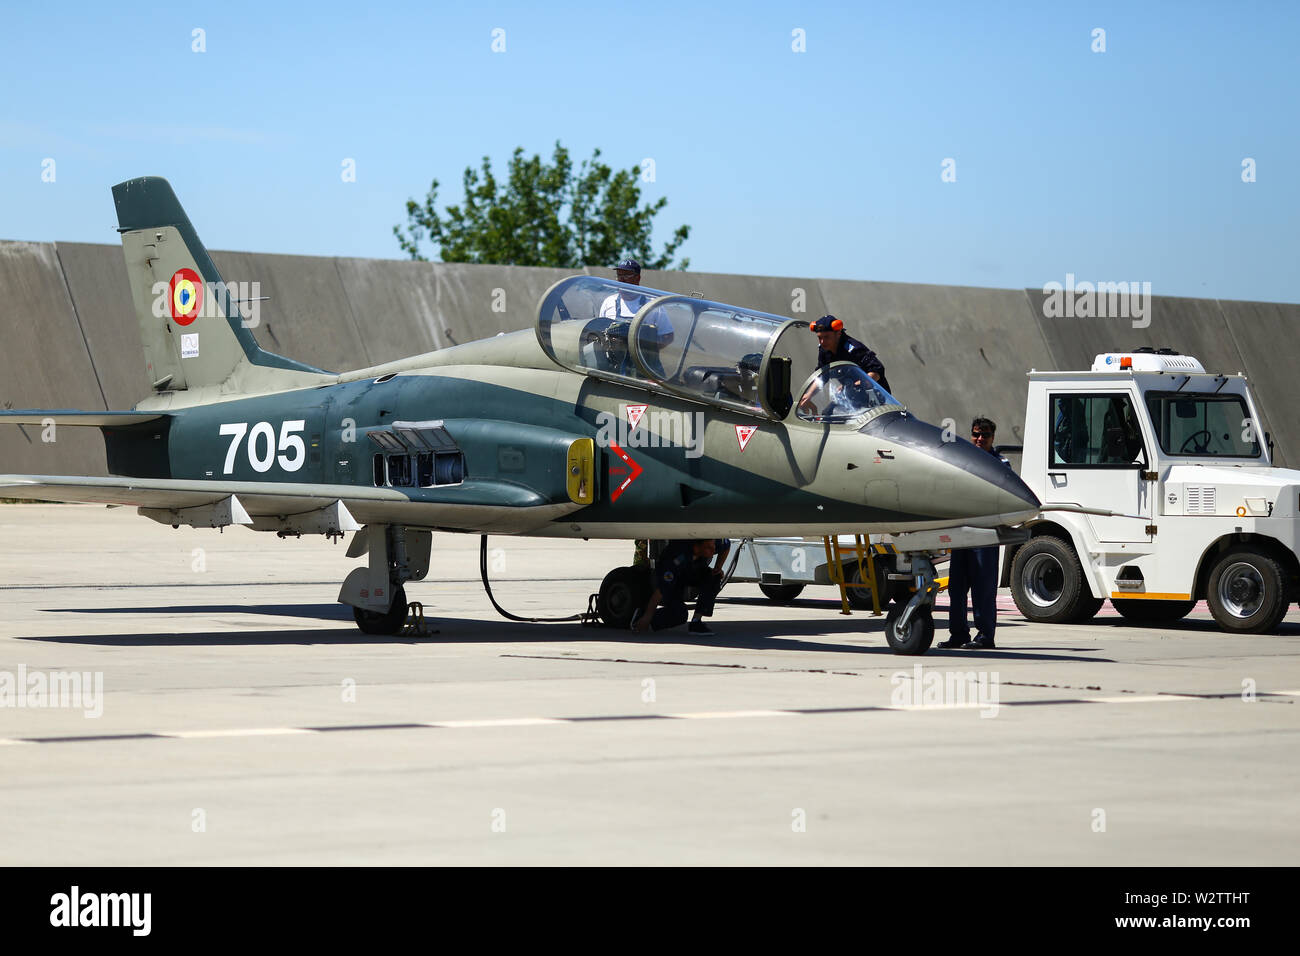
536,276 -> 817,419
795,361 -> 903,425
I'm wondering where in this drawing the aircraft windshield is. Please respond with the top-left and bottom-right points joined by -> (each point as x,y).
796,362 -> 902,424
537,276 -> 809,418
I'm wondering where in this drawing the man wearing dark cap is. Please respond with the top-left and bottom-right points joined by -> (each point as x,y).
808,315 -> 890,394
601,257 -> 674,377
600,258 -> 650,320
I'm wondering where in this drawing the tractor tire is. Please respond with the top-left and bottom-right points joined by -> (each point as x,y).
1206,548 -> 1289,634
1010,536 -> 1098,625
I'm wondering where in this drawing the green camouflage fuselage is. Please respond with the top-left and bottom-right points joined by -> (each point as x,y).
106,331 -> 1035,539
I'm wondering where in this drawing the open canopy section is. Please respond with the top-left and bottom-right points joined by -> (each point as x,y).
536,276 -> 813,419
796,361 -> 903,425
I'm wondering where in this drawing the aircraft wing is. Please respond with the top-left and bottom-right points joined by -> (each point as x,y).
0,475 -> 582,534
0,412 -> 167,426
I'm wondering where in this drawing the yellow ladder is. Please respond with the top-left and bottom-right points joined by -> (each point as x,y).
821,535 -> 886,616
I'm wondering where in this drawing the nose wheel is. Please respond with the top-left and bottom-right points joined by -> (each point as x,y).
882,552 -> 939,655
884,603 -> 935,654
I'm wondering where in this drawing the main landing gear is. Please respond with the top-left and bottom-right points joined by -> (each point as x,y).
339,525 -> 431,635
597,565 -> 654,629
353,585 -> 408,635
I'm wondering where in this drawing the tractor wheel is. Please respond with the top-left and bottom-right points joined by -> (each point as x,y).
1010,536 -> 1098,625
1206,548 -> 1289,634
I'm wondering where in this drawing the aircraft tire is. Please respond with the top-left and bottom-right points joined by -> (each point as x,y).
353,585 -> 408,635
1111,597 -> 1196,624
1010,536 -> 1096,625
599,566 -> 653,629
760,583 -> 805,603
884,603 -> 934,655
1206,548 -> 1289,634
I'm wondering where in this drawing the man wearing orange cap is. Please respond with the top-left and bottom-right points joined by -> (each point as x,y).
809,314 -> 890,394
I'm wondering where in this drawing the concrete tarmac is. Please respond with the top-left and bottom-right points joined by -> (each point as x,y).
0,504 -> 1297,866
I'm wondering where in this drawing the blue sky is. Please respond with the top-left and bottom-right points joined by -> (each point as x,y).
1,0 -> 1296,302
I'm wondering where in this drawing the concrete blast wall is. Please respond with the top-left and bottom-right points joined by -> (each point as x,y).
0,239 -> 1294,478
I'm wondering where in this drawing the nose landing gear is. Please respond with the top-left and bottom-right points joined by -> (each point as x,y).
887,525 -> 1029,655
883,553 -> 938,655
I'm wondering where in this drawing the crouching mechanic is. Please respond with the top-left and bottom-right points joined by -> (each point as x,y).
632,538 -> 731,636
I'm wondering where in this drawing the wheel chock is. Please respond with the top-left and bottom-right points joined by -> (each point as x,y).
401,601 -> 439,636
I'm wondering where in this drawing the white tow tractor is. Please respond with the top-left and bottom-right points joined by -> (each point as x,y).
1006,349 -> 1300,633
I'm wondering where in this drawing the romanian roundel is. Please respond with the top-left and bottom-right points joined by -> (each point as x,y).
169,268 -> 203,326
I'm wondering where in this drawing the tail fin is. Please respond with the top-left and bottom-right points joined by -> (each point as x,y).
113,176 -> 327,394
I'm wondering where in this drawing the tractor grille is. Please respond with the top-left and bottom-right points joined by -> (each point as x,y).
1185,486 -> 1216,514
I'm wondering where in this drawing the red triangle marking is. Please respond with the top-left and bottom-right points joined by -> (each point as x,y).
736,425 -> 758,452
625,404 -> 647,430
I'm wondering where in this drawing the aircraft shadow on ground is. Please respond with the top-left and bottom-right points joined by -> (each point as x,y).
54,604 -> 355,619
23,601 -> 1112,660
728,596 -> 1300,637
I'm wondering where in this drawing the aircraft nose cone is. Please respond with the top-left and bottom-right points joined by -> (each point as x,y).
861,412 -> 1040,522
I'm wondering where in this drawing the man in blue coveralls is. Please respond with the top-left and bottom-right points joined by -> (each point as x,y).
937,417 -> 1011,650
631,538 -> 731,636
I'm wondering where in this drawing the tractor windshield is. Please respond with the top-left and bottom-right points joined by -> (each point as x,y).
1145,392 -> 1261,458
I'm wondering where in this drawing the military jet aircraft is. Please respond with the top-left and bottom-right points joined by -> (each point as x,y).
0,177 -> 1040,652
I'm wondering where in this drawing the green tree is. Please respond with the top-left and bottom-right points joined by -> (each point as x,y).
394,142 -> 690,270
